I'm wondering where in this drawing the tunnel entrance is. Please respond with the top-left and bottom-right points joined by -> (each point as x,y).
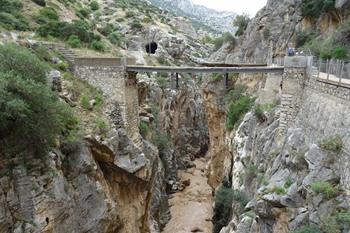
145,41 -> 158,54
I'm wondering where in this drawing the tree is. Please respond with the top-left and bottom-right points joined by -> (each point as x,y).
233,14 -> 251,36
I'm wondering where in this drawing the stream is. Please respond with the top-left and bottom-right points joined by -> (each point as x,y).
162,157 -> 213,233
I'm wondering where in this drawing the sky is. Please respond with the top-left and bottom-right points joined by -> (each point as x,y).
191,0 -> 267,16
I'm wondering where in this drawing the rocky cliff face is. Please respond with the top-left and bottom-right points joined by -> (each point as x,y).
217,84 -> 350,233
211,0 -> 350,63
0,132 -> 161,233
147,0 -> 236,34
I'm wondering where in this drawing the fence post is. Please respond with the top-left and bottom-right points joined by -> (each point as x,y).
326,59 -> 330,81
317,59 -> 321,79
339,61 -> 344,85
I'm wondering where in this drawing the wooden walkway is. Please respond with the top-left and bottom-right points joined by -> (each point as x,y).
126,65 -> 285,74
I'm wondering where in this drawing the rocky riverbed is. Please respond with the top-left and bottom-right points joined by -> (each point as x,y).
162,158 -> 213,233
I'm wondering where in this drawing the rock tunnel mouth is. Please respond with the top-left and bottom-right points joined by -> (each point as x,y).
145,41 -> 158,54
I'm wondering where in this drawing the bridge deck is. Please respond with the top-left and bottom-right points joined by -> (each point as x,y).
126,65 -> 284,74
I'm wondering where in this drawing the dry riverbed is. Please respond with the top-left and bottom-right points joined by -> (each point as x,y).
162,158 -> 213,233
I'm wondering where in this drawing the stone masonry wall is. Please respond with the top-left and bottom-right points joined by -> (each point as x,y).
306,74 -> 350,101
279,67 -> 306,135
74,63 -> 141,145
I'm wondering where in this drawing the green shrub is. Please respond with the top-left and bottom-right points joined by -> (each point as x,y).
270,186 -> 286,195
153,133 -> 170,152
125,11 -> 135,18
232,189 -> 250,207
77,8 -> 90,18
336,211 -> 350,226
80,95 -> 90,110
319,135 -> 343,153
56,62 -> 69,71
130,20 -> 143,30
296,30 -> 315,47
95,118 -> 108,136
36,21 -> 67,38
90,1 -> 99,11
139,122 -> 149,137
301,0 -> 335,18
143,16 -> 152,23
292,224 -> 323,233
245,164 -> 258,183
211,74 -> 223,83
36,7 -> 59,23
157,57 -> 170,66
97,23 -> 114,36
31,0 -> 46,6
226,96 -> 254,131
0,12 -> 29,31
321,215 -> 341,233
284,178 -> 293,189
225,85 -> 247,103
67,35 -> 81,48
33,45 -> 53,62
310,181 -> 337,199
233,14 -> 250,36
60,20 -> 94,42
254,105 -> 266,122
0,44 -> 77,158
213,32 -> 236,51
332,46 -> 348,59
0,44 -> 49,84
90,40 -> 105,51
213,186 -> 234,233
156,75 -> 168,88
107,32 -> 123,46
0,0 -> 22,13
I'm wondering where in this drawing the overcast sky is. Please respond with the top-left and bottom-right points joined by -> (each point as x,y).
192,0 -> 267,16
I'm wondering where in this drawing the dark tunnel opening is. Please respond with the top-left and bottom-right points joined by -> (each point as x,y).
145,41 -> 158,54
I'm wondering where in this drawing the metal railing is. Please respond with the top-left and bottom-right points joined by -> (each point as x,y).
313,59 -> 350,80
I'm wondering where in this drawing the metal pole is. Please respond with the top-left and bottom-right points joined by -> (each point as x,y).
225,73 -> 229,89
317,59 -> 321,79
339,61 -> 344,85
176,72 -> 179,89
327,59 -> 330,81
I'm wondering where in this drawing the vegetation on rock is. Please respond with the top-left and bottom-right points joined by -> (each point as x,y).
319,135 -> 343,153
213,186 -> 234,233
0,44 -> 77,158
301,0 -> 335,18
310,181 -> 337,199
226,95 -> 254,131
233,14 -> 250,36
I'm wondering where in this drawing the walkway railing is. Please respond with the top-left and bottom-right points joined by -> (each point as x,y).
313,59 -> 350,80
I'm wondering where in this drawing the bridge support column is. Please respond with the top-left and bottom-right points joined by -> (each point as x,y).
279,56 -> 312,135
176,73 -> 179,89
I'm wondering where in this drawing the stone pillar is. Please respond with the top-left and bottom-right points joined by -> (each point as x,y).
279,56 -> 311,135
125,71 -> 142,148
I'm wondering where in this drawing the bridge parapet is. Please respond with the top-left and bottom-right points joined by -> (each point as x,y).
279,56 -> 312,135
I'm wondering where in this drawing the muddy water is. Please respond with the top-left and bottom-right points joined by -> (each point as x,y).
162,158 -> 213,233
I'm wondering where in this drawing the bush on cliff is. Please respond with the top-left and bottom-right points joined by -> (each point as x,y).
0,0 -> 29,31
301,0 -> 335,18
213,186 -> 234,233
226,95 -> 254,131
0,44 -> 77,158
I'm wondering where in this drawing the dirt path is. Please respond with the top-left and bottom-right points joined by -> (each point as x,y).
162,158 -> 213,233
